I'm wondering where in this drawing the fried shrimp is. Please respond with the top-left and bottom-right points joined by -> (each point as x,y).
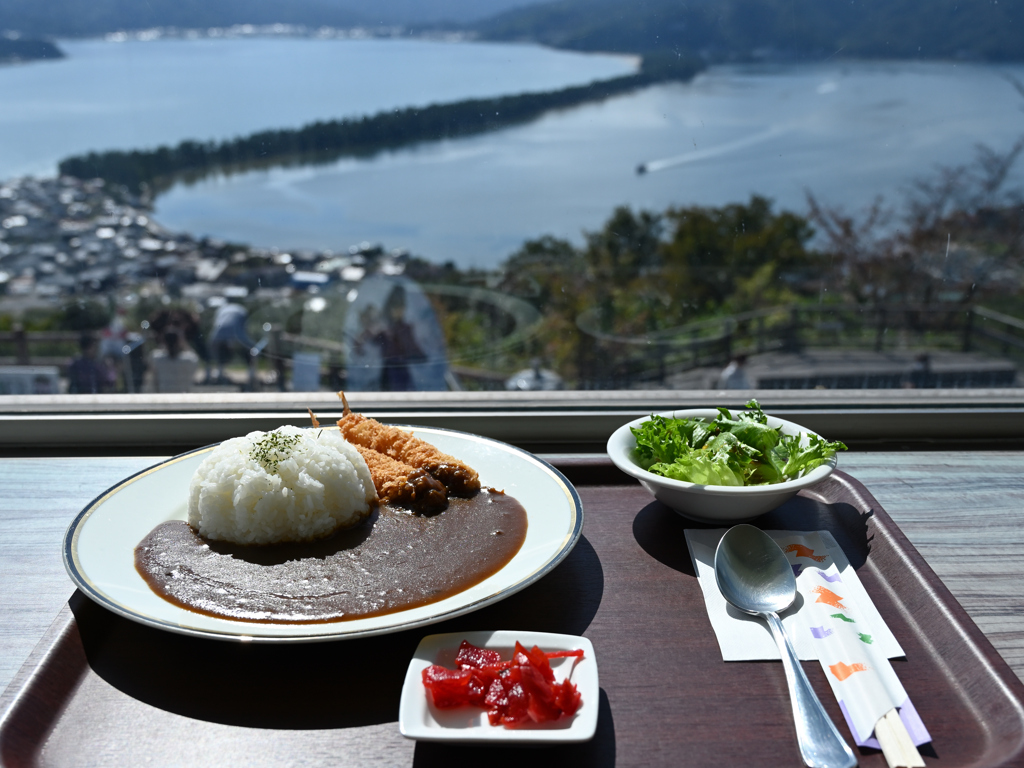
308,407 -> 447,513
337,392 -> 481,497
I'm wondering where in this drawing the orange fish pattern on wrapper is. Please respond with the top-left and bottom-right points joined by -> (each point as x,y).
829,661 -> 870,682
811,585 -> 847,610
783,543 -> 827,562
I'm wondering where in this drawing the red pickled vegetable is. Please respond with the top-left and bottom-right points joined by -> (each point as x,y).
555,679 -> 582,716
515,642 -> 556,683
421,666 -> 478,709
456,640 -> 502,670
546,649 -> 585,660
421,640 -> 584,728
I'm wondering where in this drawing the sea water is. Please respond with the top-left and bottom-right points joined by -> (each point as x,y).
154,59 -> 1024,268
2,38 -> 1022,269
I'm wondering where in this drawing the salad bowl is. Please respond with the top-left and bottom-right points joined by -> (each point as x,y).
606,408 -> 839,523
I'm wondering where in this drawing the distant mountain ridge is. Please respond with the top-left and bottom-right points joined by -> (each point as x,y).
337,0 -> 544,25
0,36 -> 63,63
0,0 -> 364,38
476,0 -> 1024,61
3,0 -> 1020,62
0,0 -> 542,37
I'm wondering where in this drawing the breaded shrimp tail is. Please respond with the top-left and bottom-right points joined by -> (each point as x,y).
337,391 -> 481,496
311,404 -> 446,513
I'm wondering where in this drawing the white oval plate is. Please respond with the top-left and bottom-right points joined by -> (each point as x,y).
63,426 -> 583,643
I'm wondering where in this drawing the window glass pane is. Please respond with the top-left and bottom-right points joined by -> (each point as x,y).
1,2 -> 1021,397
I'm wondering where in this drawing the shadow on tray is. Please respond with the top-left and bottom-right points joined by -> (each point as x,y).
632,489 -> 875,576
412,688 -> 615,768
69,534 -> 604,730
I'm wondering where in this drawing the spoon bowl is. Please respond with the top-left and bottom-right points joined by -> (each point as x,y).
714,525 -> 857,768
715,523 -> 797,615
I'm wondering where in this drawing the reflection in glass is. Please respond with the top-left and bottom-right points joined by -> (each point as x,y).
345,276 -> 447,392
0,4 -> 1022,395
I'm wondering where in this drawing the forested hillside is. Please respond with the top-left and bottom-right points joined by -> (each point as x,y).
0,0 -> 364,38
477,0 -> 1024,61
0,0 -> 541,37
0,37 -> 63,63
335,0 -> 546,25
5,0 -> 1017,61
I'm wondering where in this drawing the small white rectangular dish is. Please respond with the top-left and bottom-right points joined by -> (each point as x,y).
399,630 -> 598,744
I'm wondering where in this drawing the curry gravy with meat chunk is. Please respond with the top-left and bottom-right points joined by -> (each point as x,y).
134,489 -> 527,624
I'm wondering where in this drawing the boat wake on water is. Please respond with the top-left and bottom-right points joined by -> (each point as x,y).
636,126 -> 787,175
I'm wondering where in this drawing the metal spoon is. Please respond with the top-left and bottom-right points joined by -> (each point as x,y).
715,524 -> 858,768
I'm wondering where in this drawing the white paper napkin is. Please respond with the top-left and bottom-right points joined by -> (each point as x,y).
685,528 -> 931,749
684,529 -> 904,661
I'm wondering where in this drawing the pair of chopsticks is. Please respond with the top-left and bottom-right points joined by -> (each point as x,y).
874,708 -> 924,768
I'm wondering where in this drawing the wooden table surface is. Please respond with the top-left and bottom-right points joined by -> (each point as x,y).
1,452 -> 1022,759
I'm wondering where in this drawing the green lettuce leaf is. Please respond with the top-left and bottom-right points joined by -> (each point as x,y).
630,400 -> 846,487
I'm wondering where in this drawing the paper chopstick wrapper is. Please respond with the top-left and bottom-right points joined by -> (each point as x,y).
685,529 -> 903,660
685,529 -> 931,750
801,559 -> 930,751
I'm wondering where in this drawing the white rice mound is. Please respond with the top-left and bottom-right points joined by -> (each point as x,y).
188,426 -> 377,545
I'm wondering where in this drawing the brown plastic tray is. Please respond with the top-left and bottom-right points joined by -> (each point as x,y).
2,464 -> 1023,767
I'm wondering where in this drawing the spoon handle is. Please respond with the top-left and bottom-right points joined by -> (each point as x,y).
764,611 -> 858,768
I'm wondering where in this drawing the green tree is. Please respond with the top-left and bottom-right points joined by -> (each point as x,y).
497,198 -> 821,384
57,299 -> 111,331
658,196 -> 816,318
500,236 -> 589,379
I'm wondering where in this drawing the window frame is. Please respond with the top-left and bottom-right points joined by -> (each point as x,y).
3,388 -> 1023,455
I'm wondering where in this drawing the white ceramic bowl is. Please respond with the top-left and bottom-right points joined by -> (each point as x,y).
606,409 -> 838,523
399,630 -> 598,743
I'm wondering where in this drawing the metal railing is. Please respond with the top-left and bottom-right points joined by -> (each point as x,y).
574,304 -> 1024,388
4,303 -> 1024,392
